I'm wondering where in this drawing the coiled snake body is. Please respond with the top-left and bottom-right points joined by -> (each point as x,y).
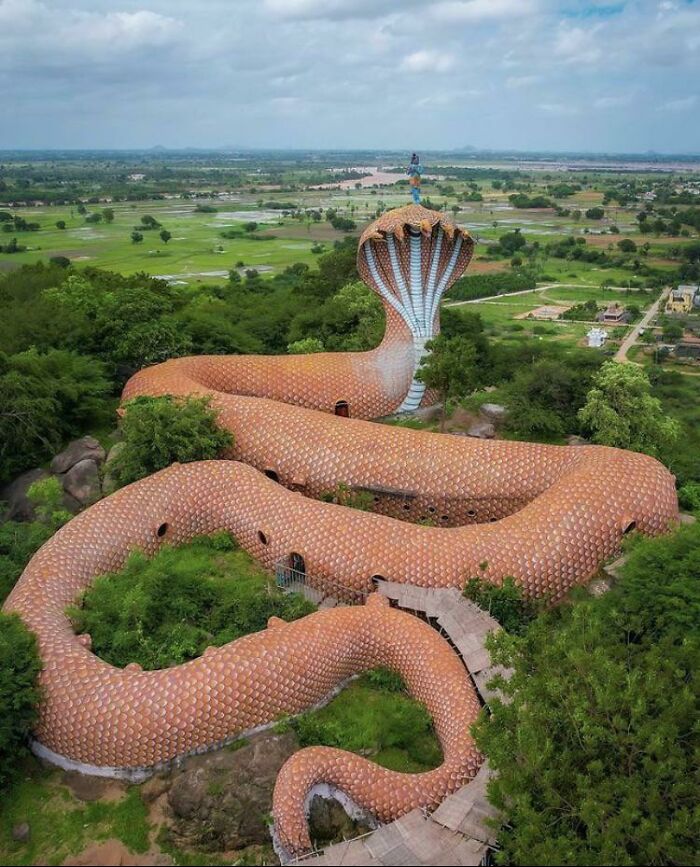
4,205 -> 678,858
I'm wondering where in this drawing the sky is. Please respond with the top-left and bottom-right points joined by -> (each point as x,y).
1,0 -> 699,153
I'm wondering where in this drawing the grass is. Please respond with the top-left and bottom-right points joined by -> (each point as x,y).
0,765 -> 150,866
1,199 -> 331,284
70,533 -> 317,670
287,669 -> 443,774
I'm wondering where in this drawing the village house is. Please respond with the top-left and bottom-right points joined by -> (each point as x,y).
665,285 -> 700,315
598,303 -> 628,324
587,327 -> 607,348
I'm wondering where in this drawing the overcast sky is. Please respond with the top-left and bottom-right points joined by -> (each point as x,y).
1,0 -> 699,153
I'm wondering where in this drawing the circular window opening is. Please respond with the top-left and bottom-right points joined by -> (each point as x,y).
440,515 -> 449,522
264,469 -> 280,483
467,509 -> 477,519
258,530 -> 269,545
370,574 -> 384,585
428,506 -> 436,513
156,522 -> 169,538
623,520 -> 637,535
402,503 -> 411,511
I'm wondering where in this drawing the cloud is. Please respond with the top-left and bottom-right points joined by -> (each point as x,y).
1,0 -> 699,152
506,75 -> 540,89
593,94 -> 633,108
432,0 -> 539,22
537,101 -> 579,116
553,23 -> 603,63
262,0 -> 421,20
400,49 -> 456,73
659,95 -> 697,111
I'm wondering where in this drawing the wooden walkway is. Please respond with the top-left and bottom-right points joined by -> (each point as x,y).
288,583 -> 510,866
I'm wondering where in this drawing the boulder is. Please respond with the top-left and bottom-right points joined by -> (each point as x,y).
466,421 -> 496,439
308,796 -> 372,847
166,731 -> 298,852
11,822 -> 30,843
1,468 -> 50,521
62,459 -> 101,506
479,403 -> 508,424
411,403 -> 442,422
102,442 -> 126,496
51,436 -> 106,476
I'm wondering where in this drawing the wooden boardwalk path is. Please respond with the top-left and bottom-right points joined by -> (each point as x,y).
288,583 -> 510,866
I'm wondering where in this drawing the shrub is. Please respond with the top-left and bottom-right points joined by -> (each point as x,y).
0,613 -> 41,792
473,523 -> 700,866
0,478 -> 72,603
447,271 -> 536,302
110,395 -> 233,488
291,669 -> 442,772
463,576 -> 538,634
69,533 -> 316,670
0,348 -> 111,484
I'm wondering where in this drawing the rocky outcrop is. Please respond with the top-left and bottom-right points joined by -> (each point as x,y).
50,436 -> 106,476
62,459 -> 102,506
479,403 -> 508,424
1,469 -> 51,521
52,436 -> 106,507
308,795 -> 372,848
466,421 -> 495,439
163,731 -> 298,853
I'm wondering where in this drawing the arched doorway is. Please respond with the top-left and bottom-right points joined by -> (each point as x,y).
289,552 -> 306,578
334,400 -> 350,418
264,469 -> 280,483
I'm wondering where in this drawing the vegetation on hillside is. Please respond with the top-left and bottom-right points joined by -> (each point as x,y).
0,614 -> 41,794
284,667 -> 443,774
69,533 -> 316,670
111,396 -> 233,488
473,522 -> 700,866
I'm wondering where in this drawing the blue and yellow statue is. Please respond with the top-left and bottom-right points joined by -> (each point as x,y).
407,152 -> 423,204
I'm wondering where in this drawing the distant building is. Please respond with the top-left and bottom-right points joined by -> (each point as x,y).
598,303 -> 628,324
128,173 -> 146,182
666,285 -> 700,315
587,327 -> 607,348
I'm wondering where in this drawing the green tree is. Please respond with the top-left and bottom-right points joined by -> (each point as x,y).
140,215 -> 161,230
159,229 -> 172,245
585,206 -> 605,220
102,208 -> 115,224
0,479 -> 71,603
131,230 -> 143,244
417,335 -> 478,432
578,361 -> 680,457
287,337 -> 325,354
0,613 -> 41,793
662,319 -> 684,342
0,348 -> 110,483
617,238 -> 637,253
110,395 -> 233,488
55,220 -> 66,230
504,354 -> 601,441
473,522 -> 700,866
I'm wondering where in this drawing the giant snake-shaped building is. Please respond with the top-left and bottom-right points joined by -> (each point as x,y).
3,205 -> 678,858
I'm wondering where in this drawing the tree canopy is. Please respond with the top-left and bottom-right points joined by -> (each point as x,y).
578,362 -> 680,457
473,522 -> 700,866
110,395 -> 234,488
